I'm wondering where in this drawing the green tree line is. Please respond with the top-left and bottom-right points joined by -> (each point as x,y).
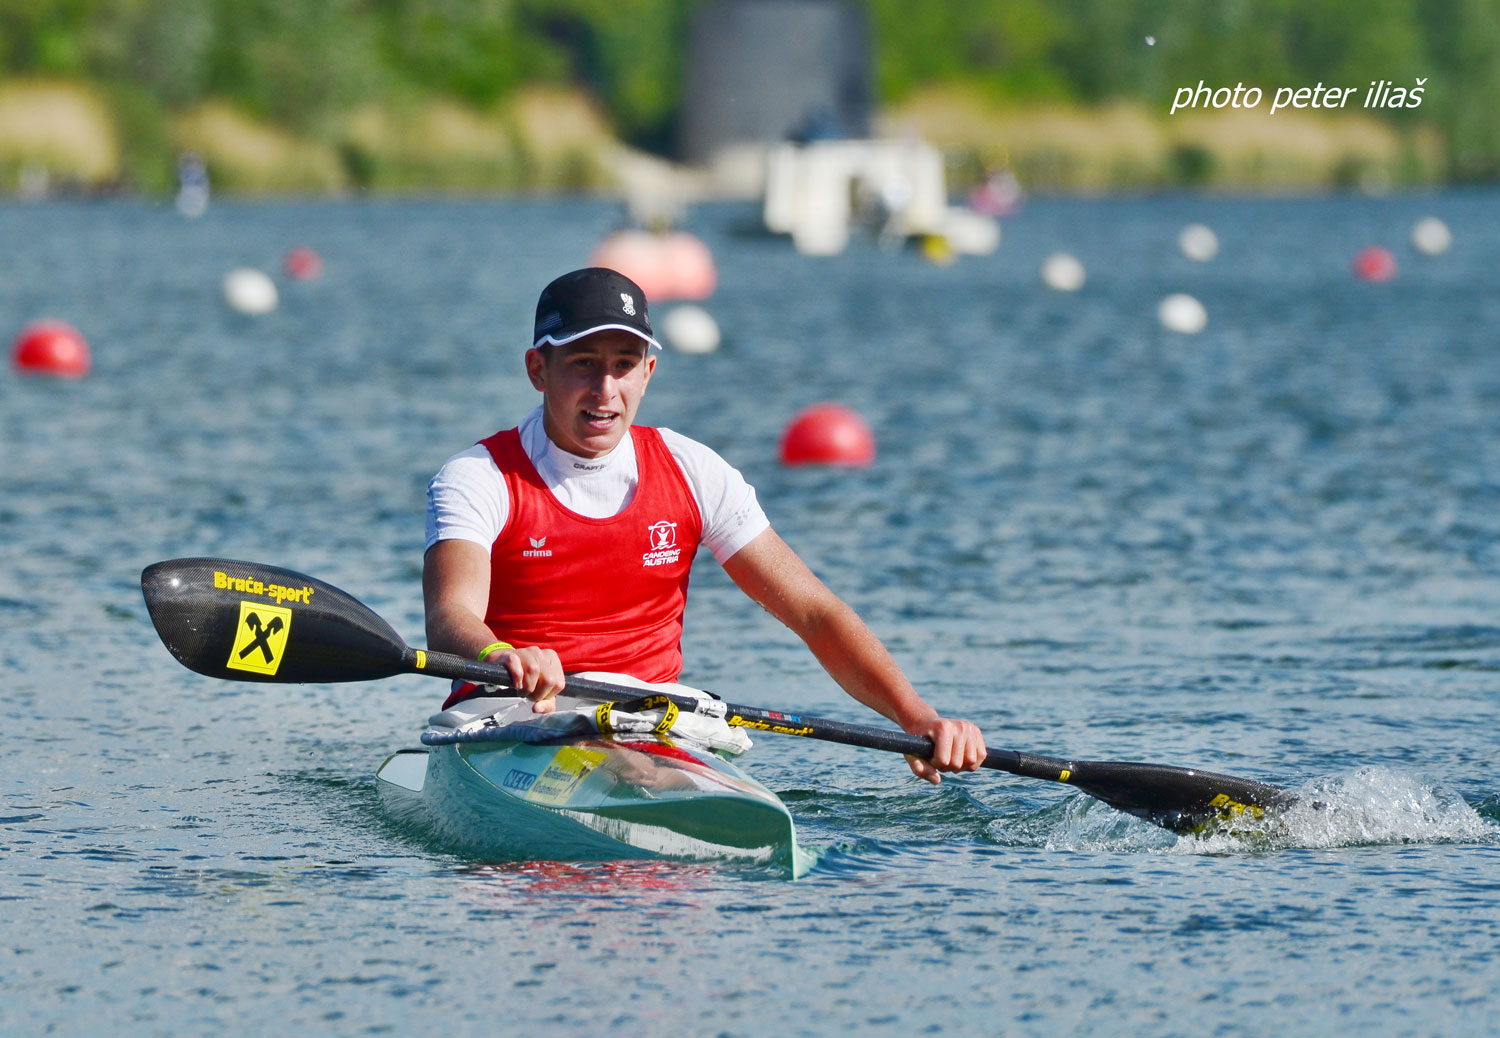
868,0 -> 1500,178
1,0 -> 1497,184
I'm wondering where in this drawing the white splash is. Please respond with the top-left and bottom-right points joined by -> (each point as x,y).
997,767 -> 1496,855
1176,766 -> 1497,855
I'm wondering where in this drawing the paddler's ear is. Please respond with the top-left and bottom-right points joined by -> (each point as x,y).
524,347 -> 547,391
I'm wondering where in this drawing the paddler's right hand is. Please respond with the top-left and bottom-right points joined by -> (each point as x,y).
495,646 -> 566,713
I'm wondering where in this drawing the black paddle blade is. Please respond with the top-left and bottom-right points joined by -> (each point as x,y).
141,558 -> 412,683
1058,757 -> 1295,833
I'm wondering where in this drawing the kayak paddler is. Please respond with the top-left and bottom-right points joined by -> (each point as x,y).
422,267 -> 986,783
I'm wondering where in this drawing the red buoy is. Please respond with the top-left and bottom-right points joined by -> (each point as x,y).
779,404 -> 875,467
283,246 -> 324,281
11,320 -> 91,378
1352,245 -> 1397,282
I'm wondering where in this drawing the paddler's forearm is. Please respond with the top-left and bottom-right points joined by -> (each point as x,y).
803,601 -> 988,782
424,597 -> 566,706
422,543 -> 565,704
724,530 -> 985,779
424,603 -> 504,661
722,529 -> 940,732
798,600 -> 940,734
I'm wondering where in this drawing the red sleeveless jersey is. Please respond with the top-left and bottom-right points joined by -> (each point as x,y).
479,425 -> 703,682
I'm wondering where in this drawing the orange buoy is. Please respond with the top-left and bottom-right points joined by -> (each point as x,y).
11,320 -> 91,378
588,230 -> 717,302
283,246 -> 324,280
660,232 -> 717,300
589,230 -> 671,301
779,403 -> 875,467
1352,245 -> 1397,282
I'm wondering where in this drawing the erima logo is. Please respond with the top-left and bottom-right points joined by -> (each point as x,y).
523,536 -> 553,558
620,293 -> 636,316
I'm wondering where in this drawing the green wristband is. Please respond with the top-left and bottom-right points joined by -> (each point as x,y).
477,641 -> 514,662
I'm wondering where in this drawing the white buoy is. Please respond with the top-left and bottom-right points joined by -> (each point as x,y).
1159,293 -> 1207,334
1041,252 -> 1086,292
1410,217 -> 1452,256
940,207 -> 1001,255
661,305 -> 721,354
223,268 -> 278,315
1178,224 -> 1219,261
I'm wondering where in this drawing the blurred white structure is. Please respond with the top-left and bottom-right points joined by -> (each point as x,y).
763,139 -> 996,257
176,152 -> 209,218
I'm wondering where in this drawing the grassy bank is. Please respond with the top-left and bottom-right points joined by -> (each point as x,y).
0,80 -> 624,196
0,79 -> 1449,198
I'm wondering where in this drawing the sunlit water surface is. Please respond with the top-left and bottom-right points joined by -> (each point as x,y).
4,194 -> 1500,1036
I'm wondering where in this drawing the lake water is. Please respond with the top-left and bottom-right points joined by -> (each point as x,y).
3,192 -> 1500,1036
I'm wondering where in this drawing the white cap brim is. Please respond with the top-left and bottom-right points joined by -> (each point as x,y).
533,323 -> 662,351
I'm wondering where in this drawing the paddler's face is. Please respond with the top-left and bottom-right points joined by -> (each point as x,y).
527,331 -> 656,458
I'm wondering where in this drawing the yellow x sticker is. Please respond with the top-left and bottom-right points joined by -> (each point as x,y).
226,601 -> 293,675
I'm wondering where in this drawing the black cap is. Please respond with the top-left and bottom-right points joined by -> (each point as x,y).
532,267 -> 661,351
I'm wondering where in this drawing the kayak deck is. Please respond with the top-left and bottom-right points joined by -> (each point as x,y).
376,696 -> 808,876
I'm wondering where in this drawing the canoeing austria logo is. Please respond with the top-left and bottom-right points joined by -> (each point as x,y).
642,520 -> 680,567
523,536 -> 553,558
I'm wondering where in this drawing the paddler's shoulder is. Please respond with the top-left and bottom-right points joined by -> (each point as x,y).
650,425 -> 714,457
650,427 -> 756,491
430,443 -> 501,483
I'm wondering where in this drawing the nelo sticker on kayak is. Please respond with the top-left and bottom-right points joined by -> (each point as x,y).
503,769 -> 538,793
226,601 -> 293,675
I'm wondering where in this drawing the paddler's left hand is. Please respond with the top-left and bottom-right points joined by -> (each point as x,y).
904,717 -> 987,784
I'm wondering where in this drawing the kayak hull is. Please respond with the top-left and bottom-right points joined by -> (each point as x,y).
376,697 -> 807,875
